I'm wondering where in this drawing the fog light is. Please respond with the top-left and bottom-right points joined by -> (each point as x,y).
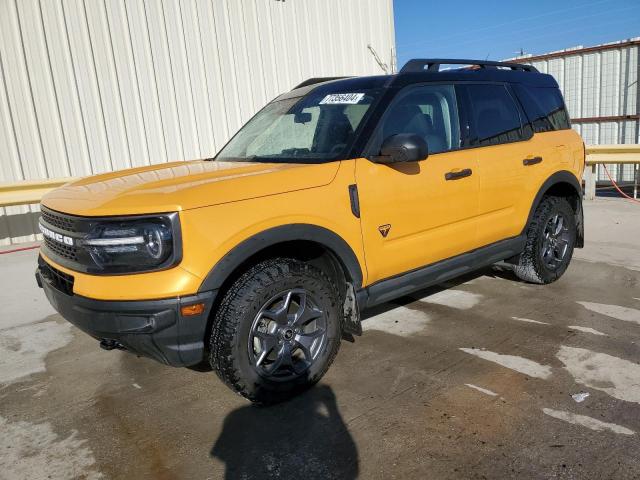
181,303 -> 206,316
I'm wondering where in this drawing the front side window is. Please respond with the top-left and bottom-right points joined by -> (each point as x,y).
216,89 -> 381,163
373,84 -> 461,155
466,84 -> 526,146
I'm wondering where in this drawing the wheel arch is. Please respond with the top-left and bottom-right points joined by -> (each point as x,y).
524,170 -> 584,248
197,224 -> 364,294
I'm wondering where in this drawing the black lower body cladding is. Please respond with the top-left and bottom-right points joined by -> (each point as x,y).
36,256 -> 216,367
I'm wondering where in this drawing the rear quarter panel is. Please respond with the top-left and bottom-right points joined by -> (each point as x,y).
513,129 -> 583,233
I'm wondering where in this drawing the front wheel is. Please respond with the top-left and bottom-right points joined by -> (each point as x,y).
209,258 -> 341,404
513,196 -> 576,284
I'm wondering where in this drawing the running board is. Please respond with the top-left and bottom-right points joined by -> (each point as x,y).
360,236 -> 526,309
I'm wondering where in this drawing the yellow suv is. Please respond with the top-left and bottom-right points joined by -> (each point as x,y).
36,59 -> 584,403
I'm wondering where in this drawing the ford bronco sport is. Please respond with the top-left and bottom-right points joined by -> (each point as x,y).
36,59 -> 584,403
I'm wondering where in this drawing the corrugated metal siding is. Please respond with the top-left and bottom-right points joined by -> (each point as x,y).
521,40 -> 640,184
0,0 -> 396,244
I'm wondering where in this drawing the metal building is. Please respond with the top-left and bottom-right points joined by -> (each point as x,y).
512,38 -> 640,185
0,0 -> 395,244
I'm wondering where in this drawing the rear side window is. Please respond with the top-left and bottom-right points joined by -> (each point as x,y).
465,84 -> 526,147
513,85 -> 571,132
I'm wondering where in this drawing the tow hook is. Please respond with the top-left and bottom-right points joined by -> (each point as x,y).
100,339 -> 126,351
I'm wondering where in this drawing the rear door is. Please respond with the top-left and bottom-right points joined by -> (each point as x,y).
513,83 -> 577,171
462,83 -> 538,246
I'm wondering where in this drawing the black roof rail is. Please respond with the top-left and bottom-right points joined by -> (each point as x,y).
400,59 -> 538,74
293,77 -> 350,90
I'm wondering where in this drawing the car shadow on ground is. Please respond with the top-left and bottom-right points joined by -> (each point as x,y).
210,384 -> 358,480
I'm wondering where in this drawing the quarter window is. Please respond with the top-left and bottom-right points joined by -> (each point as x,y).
466,84 -> 526,146
514,85 -> 571,132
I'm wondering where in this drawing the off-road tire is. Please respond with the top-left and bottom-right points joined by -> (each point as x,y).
513,196 -> 576,284
209,258 -> 342,404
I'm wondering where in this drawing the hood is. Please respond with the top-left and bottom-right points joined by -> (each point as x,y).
41,160 -> 340,216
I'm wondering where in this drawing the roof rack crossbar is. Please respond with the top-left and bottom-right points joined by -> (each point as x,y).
400,59 -> 538,74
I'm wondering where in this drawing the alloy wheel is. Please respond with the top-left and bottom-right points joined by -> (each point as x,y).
248,289 -> 327,381
541,212 -> 571,270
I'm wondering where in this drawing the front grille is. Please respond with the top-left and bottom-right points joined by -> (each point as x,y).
41,208 -> 77,232
43,236 -> 79,261
39,206 -> 88,271
39,256 -> 74,295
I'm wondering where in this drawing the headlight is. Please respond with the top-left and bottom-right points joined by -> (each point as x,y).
79,214 -> 181,273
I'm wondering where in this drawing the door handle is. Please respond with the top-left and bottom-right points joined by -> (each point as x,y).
523,156 -> 543,166
445,168 -> 472,181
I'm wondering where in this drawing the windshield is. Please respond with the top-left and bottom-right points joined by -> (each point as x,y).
216,89 -> 381,163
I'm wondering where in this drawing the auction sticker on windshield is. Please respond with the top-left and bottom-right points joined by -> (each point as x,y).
319,93 -> 365,105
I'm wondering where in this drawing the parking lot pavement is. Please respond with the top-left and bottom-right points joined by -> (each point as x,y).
1,198 -> 639,480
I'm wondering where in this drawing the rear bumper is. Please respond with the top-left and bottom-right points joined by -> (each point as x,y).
36,257 -> 216,367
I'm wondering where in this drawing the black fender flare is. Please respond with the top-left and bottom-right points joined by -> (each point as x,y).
522,170 -> 584,247
197,224 -> 364,293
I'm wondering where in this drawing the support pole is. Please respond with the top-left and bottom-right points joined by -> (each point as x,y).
584,164 -> 597,200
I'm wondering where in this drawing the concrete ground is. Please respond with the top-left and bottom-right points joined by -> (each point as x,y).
1,198 -> 639,480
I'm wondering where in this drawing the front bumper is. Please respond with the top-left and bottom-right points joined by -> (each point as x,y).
36,256 -> 216,367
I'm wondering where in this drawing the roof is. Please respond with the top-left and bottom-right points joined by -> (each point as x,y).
286,58 -> 558,98
400,59 -> 538,73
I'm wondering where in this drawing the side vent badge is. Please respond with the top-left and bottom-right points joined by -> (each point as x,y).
378,224 -> 391,238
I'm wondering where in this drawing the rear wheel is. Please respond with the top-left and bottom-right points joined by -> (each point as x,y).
513,196 -> 576,284
209,258 -> 341,404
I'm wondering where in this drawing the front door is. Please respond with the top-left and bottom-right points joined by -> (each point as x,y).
355,84 -> 481,285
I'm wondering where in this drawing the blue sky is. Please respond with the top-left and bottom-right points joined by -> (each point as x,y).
393,0 -> 640,67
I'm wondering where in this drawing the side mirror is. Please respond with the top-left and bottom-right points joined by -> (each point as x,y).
370,134 -> 428,164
